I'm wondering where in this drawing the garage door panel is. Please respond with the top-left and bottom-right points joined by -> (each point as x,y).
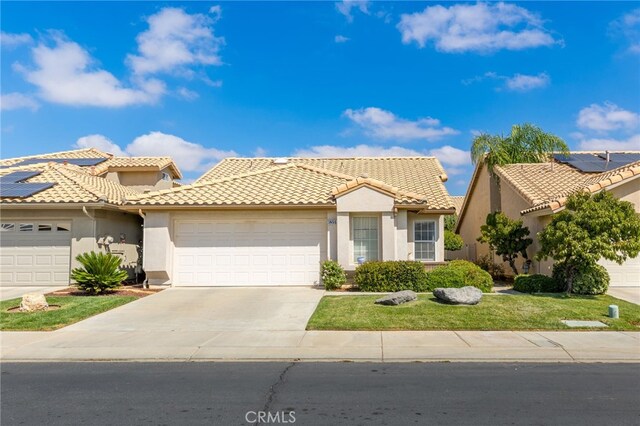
600,256 -> 640,287
173,219 -> 323,286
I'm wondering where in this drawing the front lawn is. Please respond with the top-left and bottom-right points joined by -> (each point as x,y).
1,296 -> 137,331
307,294 -> 640,331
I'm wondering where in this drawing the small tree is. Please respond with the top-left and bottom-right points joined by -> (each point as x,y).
71,251 -> 128,294
477,212 -> 533,275
444,214 -> 457,232
444,230 -> 464,251
537,191 -> 640,293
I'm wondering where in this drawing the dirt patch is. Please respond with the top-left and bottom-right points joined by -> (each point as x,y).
6,304 -> 61,313
46,286 -> 163,298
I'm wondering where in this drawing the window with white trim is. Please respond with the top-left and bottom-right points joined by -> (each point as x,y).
353,216 -> 379,262
414,220 -> 436,261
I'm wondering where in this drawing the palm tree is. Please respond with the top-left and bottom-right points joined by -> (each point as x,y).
471,123 -> 569,176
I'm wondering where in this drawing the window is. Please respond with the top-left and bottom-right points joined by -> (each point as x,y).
19,223 -> 34,232
1,223 -> 14,232
56,222 -> 71,232
38,223 -> 52,232
414,221 -> 436,261
161,172 -> 171,181
353,217 -> 378,262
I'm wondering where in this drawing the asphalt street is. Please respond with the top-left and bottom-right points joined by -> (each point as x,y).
1,362 -> 639,426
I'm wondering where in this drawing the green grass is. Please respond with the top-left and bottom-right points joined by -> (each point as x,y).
307,294 -> 640,331
0,296 -> 137,331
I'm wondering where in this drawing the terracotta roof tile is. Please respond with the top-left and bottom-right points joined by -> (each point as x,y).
451,196 -> 465,213
0,148 -> 110,167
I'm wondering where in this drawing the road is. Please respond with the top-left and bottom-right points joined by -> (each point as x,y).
1,362 -> 639,425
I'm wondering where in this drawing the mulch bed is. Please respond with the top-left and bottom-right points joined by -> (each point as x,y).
47,285 -> 163,298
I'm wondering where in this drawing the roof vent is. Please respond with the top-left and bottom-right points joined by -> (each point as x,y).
273,158 -> 289,165
359,173 -> 368,178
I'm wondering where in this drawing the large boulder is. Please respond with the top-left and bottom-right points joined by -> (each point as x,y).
433,286 -> 482,305
375,290 -> 417,306
19,293 -> 49,312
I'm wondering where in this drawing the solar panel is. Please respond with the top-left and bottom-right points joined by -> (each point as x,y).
12,157 -> 108,167
553,153 -> 635,173
0,182 -> 55,198
598,153 -> 640,163
0,170 -> 42,183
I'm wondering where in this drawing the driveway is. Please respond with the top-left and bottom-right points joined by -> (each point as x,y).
63,287 -> 326,332
608,287 -> 640,305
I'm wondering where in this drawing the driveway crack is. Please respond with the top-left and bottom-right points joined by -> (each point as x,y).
254,362 -> 296,425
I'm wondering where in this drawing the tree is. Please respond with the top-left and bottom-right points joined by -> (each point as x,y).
471,123 -> 569,176
537,191 -> 640,293
444,230 -> 464,251
477,212 -> 533,275
444,214 -> 457,232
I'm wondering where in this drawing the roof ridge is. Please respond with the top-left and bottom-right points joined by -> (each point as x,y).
53,164 -> 111,202
221,156 -> 439,160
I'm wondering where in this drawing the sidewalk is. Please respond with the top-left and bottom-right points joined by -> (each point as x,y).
2,329 -> 638,362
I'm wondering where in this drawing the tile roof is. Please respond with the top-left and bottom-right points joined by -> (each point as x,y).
0,148 -> 110,167
0,162 -> 138,205
126,158 -> 454,209
451,195 -> 465,213
92,157 -> 182,179
493,154 -> 640,215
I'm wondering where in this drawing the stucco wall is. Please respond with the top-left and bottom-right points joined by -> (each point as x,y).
94,209 -> 143,275
105,167 -> 174,192
336,186 -> 395,212
609,177 -> 640,212
457,165 -> 493,262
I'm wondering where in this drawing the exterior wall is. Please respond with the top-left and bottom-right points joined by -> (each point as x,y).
0,208 -> 141,281
105,167 -> 174,192
94,210 -> 143,277
609,177 -> 640,212
336,186 -> 394,212
457,165 -> 493,262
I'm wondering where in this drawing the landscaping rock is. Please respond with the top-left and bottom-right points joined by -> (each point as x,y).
433,286 -> 482,305
375,290 -> 417,306
19,293 -> 49,312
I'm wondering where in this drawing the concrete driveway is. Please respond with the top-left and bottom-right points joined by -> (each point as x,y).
64,287 -> 326,332
608,287 -> 640,305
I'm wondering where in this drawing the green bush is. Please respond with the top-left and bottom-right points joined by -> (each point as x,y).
321,260 -> 347,290
474,254 -> 506,280
444,230 -> 464,251
552,262 -> 610,295
425,260 -> 493,293
355,261 -> 428,292
70,251 -> 128,295
513,274 -> 564,293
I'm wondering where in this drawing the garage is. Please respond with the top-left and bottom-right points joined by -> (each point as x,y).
0,221 -> 71,286
599,257 -> 640,287
173,220 -> 324,286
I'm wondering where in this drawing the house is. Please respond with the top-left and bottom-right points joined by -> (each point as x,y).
456,152 -> 640,287
123,157 -> 455,287
0,148 -> 182,287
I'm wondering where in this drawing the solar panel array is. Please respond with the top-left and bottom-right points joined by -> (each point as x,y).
0,182 -> 55,198
0,170 -> 42,183
553,153 -> 640,173
11,157 -> 108,167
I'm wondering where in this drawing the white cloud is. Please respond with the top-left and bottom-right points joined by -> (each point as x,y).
428,145 -> 470,167
335,35 -> 350,43
0,92 -> 39,111
343,107 -> 458,141
74,132 -> 237,172
127,7 -> 224,76
577,102 -> 640,132
398,2 -> 559,53
20,35 -> 164,107
609,8 -> 640,54
463,71 -> 549,92
336,1 -> 370,23
504,73 -> 549,91
253,147 -> 268,157
177,87 -> 199,100
579,134 -> 640,151
294,144 -> 421,158
126,132 -> 236,172
0,31 -> 33,48
75,134 -> 127,156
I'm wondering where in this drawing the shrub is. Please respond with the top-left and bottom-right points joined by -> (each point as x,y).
552,262 -> 610,295
425,260 -> 493,293
444,230 -> 464,251
70,251 -> 128,294
321,260 -> 347,290
513,274 -> 564,293
355,261 -> 428,292
474,254 -> 506,280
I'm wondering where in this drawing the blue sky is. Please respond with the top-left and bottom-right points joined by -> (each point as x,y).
1,1 -> 639,194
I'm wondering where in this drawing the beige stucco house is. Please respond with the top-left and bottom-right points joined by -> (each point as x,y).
123,157 -> 455,286
0,148 -> 182,287
456,152 -> 640,287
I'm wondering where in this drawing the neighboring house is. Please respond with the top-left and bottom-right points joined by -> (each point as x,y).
451,196 -> 464,215
0,148 -> 182,287
456,152 -> 640,287
123,157 -> 455,287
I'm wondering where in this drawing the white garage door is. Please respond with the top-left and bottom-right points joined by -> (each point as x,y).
600,256 -> 640,287
173,220 -> 323,286
0,221 -> 71,286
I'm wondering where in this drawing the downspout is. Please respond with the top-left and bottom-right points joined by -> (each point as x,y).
82,206 -> 97,247
137,209 -> 148,288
